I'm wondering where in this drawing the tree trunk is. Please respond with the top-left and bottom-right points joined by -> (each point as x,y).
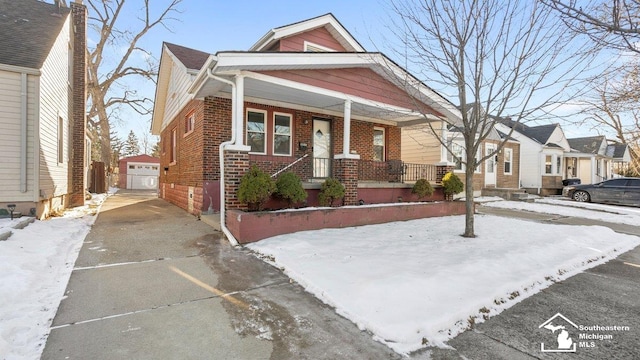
463,166 -> 476,238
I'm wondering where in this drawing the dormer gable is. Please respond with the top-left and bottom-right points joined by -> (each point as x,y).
250,13 -> 366,53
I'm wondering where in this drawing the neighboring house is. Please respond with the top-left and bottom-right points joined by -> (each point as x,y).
566,135 -> 613,184
495,120 -> 570,195
607,142 -> 631,177
118,155 -> 160,190
151,13 -> 460,218
402,120 -> 521,197
0,0 -> 87,219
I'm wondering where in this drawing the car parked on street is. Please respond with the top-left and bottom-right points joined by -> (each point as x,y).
563,177 -> 640,206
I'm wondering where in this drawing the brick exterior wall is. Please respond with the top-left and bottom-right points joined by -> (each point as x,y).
69,2 -> 87,207
334,158 -> 359,206
158,96 -> 404,213
224,150 -> 249,211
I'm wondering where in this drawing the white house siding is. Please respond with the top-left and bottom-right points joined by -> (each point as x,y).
0,70 -> 37,202
162,57 -> 195,132
38,15 -> 71,202
401,124 -> 443,165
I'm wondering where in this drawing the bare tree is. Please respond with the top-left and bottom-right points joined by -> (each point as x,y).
388,0 -> 598,237
86,0 -> 182,169
579,64 -> 640,174
541,0 -> 640,54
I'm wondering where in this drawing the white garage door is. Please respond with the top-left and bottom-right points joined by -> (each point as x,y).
126,162 -> 160,190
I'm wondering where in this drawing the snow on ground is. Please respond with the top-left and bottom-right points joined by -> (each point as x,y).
248,213 -> 640,354
0,191 -> 113,360
482,198 -> 640,226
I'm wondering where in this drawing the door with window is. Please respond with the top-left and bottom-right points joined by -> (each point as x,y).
313,119 -> 331,178
485,143 -> 497,187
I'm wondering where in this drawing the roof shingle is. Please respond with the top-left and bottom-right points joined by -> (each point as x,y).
0,0 -> 70,69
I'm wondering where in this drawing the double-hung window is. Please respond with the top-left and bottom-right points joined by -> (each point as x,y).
447,142 -> 464,171
273,113 -> 291,156
544,155 -> 553,174
170,128 -> 177,164
373,127 -> 385,161
504,148 -> 512,175
247,110 -> 266,154
185,111 -> 195,135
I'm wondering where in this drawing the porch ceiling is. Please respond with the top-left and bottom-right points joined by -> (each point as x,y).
195,74 -> 431,125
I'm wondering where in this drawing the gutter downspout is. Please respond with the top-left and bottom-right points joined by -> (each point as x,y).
207,68 -> 239,246
20,73 -> 28,192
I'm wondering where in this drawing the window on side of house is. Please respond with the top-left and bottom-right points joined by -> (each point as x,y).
185,111 -> 195,135
273,113 -> 292,156
373,127 -> 386,161
556,156 -> 562,175
170,128 -> 177,164
544,155 -> 553,174
57,116 -> 64,163
504,148 -> 512,175
247,110 -> 266,154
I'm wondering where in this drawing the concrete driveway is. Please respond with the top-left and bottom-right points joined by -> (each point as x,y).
42,190 -> 399,360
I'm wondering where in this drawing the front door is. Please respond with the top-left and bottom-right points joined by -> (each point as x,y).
313,119 -> 331,178
485,143 -> 497,187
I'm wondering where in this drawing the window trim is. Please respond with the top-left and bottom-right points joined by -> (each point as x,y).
303,41 -> 337,52
57,116 -> 64,164
373,127 -> 386,162
246,108 -> 267,155
504,148 -> 513,175
170,128 -> 177,165
272,112 -> 292,156
544,154 -> 553,175
184,110 -> 195,136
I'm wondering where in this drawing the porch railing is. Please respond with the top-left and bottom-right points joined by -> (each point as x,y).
358,160 -> 437,183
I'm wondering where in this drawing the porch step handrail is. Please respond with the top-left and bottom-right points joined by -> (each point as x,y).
271,154 -> 309,178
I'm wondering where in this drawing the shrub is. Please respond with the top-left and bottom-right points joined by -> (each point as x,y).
237,166 -> 276,211
318,178 -> 345,207
412,179 -> 434,200
275,172 -> 307,208
441,172 -> 464,200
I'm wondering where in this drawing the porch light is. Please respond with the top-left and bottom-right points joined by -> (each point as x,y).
7,204 -> 16,220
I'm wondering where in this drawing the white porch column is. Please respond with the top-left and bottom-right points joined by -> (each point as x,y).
336,99 -> 359,159
234,74 -> 245,146
590,157 -> 596,183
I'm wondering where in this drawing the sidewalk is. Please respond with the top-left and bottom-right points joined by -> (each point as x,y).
42,190 -> 399,360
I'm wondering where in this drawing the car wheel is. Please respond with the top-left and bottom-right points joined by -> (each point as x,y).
573,190 -> 590,202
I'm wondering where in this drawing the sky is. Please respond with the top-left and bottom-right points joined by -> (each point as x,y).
3,191 -> 640,357
82,0 -> 626,146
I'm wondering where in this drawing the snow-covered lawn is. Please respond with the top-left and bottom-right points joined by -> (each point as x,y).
248,213 -> 640,354
482,198 -> 640,226
0,192 -> 110,360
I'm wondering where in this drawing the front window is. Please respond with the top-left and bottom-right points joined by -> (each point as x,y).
373,127 -> 385,161
545,155 -> 552,174
247,110 -> 266,154
504,148 -> 512,175
447,142 -> 464,171
556,156 -> 562,175
273,113 -> 291,156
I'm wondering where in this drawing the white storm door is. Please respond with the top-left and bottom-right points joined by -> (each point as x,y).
313,119 -> 331,178
485,144 -> 497,186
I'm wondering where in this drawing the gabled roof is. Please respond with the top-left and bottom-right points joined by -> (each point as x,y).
0,0 -> 70,69
498,118 -> 558,144
567,135 -> 606,155
249,13 -> 366,52
164,42 -> 210,71
606,143 -> 628,159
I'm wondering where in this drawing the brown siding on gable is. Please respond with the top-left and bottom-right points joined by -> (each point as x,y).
279,26 -> 347,52
259,68 -> 443,117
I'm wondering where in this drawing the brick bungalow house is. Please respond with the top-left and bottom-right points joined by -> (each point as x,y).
151,14 -> 461,233
0,0 -> 87,219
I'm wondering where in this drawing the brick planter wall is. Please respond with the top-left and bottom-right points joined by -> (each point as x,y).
227,201 -> 467,244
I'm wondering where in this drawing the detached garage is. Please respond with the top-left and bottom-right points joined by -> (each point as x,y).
118,155 -> 160,190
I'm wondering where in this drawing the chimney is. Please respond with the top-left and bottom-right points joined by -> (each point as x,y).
68,1 -> 88,206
